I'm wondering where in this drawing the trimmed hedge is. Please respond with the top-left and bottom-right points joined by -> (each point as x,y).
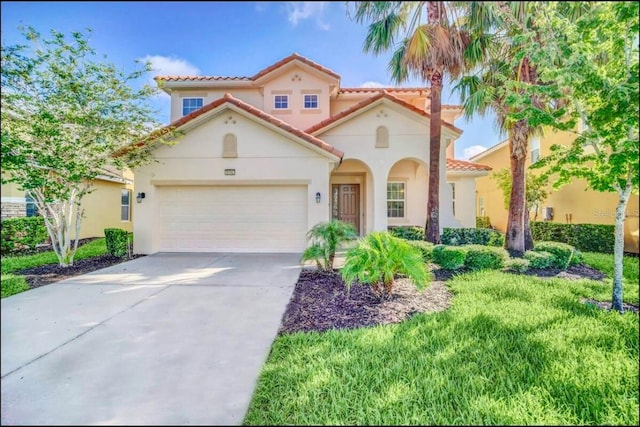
388,226 -> 425,241
432,245 -> 467,270
530,221 -> 614,254
504,258 -> 530,273
533,241 -> 582,269
464,245 -> 510,271
1,216 -> 48,254
524,250 -> 556,269
104,228 -> 131,258
441,228 -> 505,247
406,240 -> 434,262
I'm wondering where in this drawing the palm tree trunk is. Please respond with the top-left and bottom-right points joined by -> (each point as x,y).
425,71 -> 442,244
505,120 -> 528,256
524,208 -> 534,251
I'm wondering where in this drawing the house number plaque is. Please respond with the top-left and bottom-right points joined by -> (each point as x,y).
224,169 -> 236,176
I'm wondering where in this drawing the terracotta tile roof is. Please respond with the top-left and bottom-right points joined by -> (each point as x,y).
446,158 -> 492,172
339,87 -> 430,94
154,76 -> 251,82
133,93 -> 343,159
305,91 -> 462,134
252,53 -> 340,81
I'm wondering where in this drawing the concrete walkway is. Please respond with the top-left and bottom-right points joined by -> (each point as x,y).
1,253 -> 301,425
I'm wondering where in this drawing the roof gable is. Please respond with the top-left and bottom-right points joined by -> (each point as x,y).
136,93 -> 343,160
252,53 -> 340,83
306,91 -> 462,135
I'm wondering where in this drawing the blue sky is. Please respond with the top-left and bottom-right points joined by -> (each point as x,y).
1,1 -> 503,159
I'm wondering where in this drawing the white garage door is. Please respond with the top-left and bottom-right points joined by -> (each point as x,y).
157,185 -> 307,252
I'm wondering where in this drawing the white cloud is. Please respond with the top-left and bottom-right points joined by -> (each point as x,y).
286,2 -> 330,30
359,81 -> 385,88
139,55 -> 201,77
138,55 -> 201,99
463,145 -> 488,160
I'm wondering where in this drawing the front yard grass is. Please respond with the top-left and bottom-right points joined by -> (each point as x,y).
244,270 -> 639,425
581,251 -> 639,288
1,238 -> 108,298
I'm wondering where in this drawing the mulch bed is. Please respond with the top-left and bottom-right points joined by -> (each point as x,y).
10,238 -> 144,290
18,254 -> 143,290
279,263 -> 638,335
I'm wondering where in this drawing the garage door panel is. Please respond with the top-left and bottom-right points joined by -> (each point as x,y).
157,186 -> 307,252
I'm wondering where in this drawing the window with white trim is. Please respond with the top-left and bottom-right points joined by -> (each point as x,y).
479,197 -> 485,216
303,94 -> 318,109
121,189 -> 131,222
451,183 -> 456,215
530,137 -> 541,163
182,98 -> 203,116
274,95 -> 289,109
387,182 -> 405,218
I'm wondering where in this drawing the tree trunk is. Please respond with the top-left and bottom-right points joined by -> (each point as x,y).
425,71 -> 442,244
505,121 -> 528,256
611,183 -> 632,313
524,209 -> 534,251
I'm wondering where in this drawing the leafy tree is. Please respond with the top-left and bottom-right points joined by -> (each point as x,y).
455,1 -> 569,255
529,2 -> 639,312
341,232 -> 430,300
492,168 -> 549,221
350,1 -> 469,243
301,220 -> 359,271
1,27 -> 175,266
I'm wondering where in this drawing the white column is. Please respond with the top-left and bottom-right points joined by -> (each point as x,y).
372,165 -> 389,232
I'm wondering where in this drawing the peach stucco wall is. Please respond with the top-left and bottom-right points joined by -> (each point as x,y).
472,129 -> 639,253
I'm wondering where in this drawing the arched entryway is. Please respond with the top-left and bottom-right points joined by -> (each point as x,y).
387,158 -> 429,228
330,159 -> 374,235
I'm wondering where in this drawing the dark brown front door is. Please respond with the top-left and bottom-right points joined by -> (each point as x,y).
332,184 -> 360,233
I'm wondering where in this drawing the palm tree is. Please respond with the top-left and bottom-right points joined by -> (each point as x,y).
350,1 -> 469,243
454,1 -> 555,255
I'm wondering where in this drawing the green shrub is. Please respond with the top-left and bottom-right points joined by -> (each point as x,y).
524,250 -> 556,269
301,220 -> 358,271
476,216 -> 492,228
432,245 -> 467,270
388,226 -> 425,241
464,245 -> 510,271
530,221 -> 614,253
572,224 -> 614,254
533,241 -> 580,269
441,228 -> 504,247
406,240 -> 434,262
341,232 -> 430,300
503,258 -> 530,273
1,216 -> 48,254
104,228 -> 131,258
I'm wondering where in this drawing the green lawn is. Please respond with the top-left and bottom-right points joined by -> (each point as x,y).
581,251 -> 639,287
244,270 -> 639,425
1,238 -> 108,298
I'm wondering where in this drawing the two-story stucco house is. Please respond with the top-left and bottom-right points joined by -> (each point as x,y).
133,53 -> 491,253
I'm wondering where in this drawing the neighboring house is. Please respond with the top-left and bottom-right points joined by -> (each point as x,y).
471,131 -> 640,253
0,168 -> 134,239
133,53 -> 490,253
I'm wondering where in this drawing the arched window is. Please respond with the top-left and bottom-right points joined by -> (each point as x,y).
375,126 -> 389,148
223,133 -> 237,158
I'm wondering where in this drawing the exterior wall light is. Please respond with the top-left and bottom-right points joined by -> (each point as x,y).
136,192 -> 146,203
315,192 -> 321,203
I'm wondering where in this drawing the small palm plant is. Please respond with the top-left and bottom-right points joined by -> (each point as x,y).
341,232 -> 430,300
301,219 -> 358,271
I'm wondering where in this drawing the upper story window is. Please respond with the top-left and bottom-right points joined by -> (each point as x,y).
274,95 -> 289,109
530,137 -> 541,163
182,98 -> 203,116
303,94 -> 318,109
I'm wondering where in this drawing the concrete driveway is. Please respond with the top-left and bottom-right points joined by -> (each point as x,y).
1,252 -> 301,425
